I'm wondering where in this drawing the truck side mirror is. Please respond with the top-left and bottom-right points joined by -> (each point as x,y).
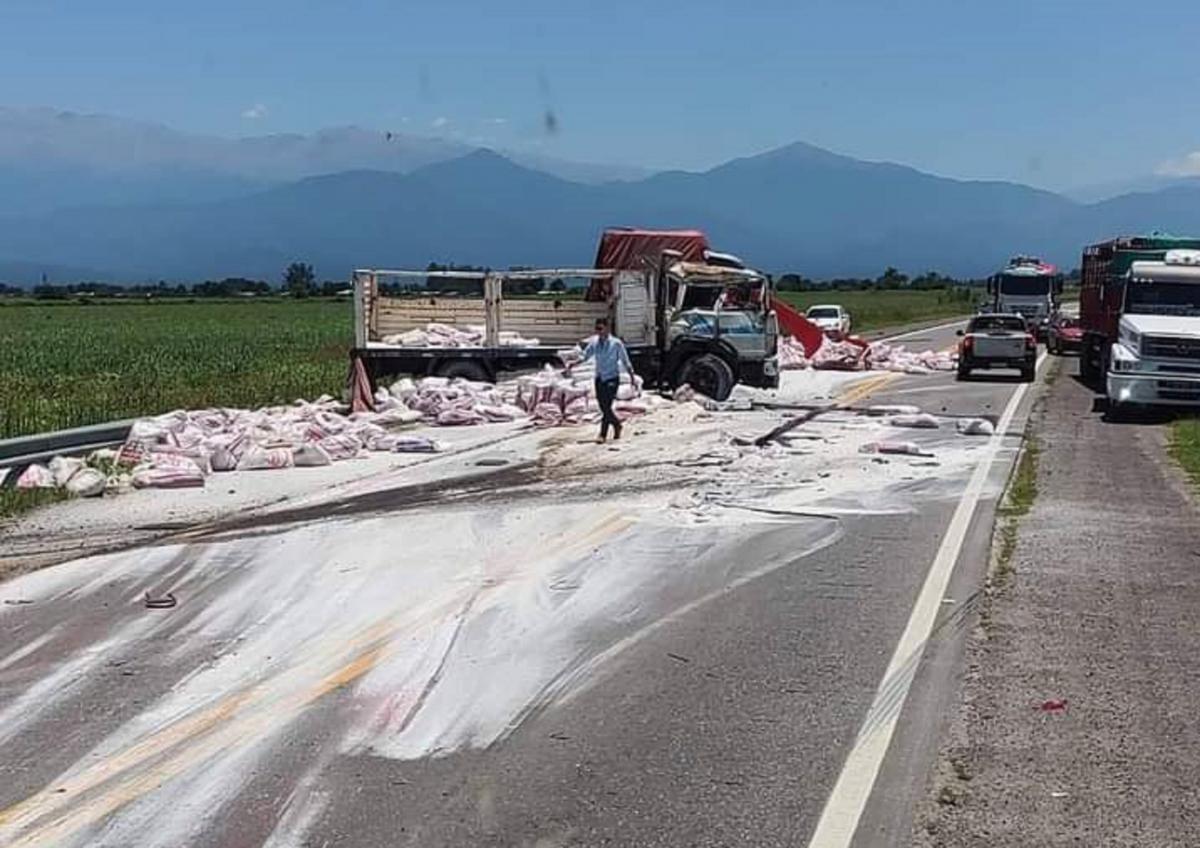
986,275 -> 996,296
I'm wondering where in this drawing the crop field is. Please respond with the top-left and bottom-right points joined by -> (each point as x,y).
1,299 -> 351,439
776,288 -> 977,333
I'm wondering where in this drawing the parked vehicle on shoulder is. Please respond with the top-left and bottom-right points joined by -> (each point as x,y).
805,304 -> 852,337
1080,236 -> 1200,412
956,313 -> 1037,382
1046,314 -> 1083,355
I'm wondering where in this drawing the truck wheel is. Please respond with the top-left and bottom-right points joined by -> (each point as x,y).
1021,365 -> 1035,382
1079,337 -> 1099,385
435,360 -> 491,383
956,365 -> 970,381
679,354 -> 735,401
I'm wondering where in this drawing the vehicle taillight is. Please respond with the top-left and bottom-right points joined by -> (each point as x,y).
961,336 -> 973,352
1025,334 -> 1036,349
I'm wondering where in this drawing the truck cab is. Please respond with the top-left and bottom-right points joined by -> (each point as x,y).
987,256 -> 1063,339
657,259 -> 779,399
1104,250 -> 1200,410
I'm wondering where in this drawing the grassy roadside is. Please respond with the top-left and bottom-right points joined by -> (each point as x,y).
776,289 -> 977,333
1169,418 -> 1200,491
0,487 -> 67,522
992,438 -> 1040,587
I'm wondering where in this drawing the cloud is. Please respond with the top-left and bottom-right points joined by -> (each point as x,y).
486,117 -> 508,125
1156,151 -> 1200,177
241,103 -> 267,120
431,116 -> 449,129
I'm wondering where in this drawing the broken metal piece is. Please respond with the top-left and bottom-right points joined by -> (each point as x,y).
143,591 -> 177,609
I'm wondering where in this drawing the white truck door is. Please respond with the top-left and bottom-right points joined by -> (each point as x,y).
616,271 -> 653,344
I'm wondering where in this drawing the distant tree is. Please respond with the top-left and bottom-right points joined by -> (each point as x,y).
876,267 -> 909,289
549,277 -> 566,292
284,262 -> 316,297
776,273 -> 807,292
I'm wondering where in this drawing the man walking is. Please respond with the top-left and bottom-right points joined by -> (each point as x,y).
572,317 -> 634,443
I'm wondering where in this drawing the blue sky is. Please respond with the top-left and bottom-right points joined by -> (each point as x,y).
3,0 -> 1199,190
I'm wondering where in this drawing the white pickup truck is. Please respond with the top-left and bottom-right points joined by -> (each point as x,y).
956,313 -> 1037,382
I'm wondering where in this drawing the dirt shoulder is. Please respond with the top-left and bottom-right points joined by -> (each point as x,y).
916,369 -> 1200,846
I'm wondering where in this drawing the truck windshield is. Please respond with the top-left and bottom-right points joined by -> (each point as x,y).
998,275 -> 1050,296
1125,282 -> 1200,317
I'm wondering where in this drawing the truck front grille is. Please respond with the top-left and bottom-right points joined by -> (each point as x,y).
1143,336 -> 1200,362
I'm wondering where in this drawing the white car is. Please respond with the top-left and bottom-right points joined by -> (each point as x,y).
806,304 -> 852,337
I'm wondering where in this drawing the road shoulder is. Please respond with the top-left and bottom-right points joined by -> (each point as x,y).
915,366 -> 1200,846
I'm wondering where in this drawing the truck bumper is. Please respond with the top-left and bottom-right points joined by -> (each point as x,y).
740,356 -> 780,390
1107,371 -> 1200,406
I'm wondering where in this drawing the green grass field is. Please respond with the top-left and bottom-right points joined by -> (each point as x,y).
1170,418 -> 1200,491
776,288 -> 977,333
0,299 -> 351,439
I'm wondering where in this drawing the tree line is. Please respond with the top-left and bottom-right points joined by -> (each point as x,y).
0,263 -> 348,300
1,261 -> 1084,300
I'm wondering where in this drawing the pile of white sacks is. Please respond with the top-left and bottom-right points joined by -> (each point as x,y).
380,323 -> 541,348
15,395 -> 442,494
385,361 -> 652,428
778,335 -> 956,373
14,361 -> 657,495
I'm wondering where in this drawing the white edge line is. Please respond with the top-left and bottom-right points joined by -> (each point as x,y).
879,317 -> 968,342
805,350 -> 1046,848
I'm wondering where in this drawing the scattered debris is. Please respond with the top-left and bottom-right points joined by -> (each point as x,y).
3,599 -> 34,606
667,652 -> 691,664
1037,698 -> 1068,712
866,404 -> 922,417
957,418 -> 996,436
779,336 -> 956,373
859,440 -> 933,457
888,412 -> 940,429
143,592 -> 177,609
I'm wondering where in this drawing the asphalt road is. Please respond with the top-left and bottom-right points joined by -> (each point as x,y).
0,321 -> 1045,848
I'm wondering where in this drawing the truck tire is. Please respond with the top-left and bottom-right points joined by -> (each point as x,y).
1021,365 -> 1035,382
956,362 -> 971,381
678,353 -> 735,401
1080,336 -> 1100,385
435,360 -> 491,383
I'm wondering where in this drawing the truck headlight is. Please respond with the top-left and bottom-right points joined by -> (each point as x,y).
1110,343 -> 1140,372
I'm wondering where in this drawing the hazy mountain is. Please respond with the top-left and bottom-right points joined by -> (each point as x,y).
5,139 -> 1200,284
1063,174 -> 1200,204
0,107 -> 647,215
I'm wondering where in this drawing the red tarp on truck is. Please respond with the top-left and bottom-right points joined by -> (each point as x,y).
588,228 -> 710,301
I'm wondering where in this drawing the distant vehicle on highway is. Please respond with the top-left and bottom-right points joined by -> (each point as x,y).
805,304 -> 852,337
987,256 -> 1063,340
1080,235 -> 1200,412
956,313 -> 1037,382
1046,314 -> 1083,355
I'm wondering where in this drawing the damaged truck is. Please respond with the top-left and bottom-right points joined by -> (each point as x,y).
349,230 -> 780,401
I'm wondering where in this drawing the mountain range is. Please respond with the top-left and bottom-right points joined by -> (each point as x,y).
3,107 -> 1200,283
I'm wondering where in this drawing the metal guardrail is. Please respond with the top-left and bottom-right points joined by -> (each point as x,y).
0,420 -> 133,487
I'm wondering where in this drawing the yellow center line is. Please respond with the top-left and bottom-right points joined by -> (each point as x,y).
832,342 -> 959,408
